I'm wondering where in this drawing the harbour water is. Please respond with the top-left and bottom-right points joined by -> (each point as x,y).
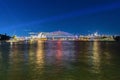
0,41 -> 120,80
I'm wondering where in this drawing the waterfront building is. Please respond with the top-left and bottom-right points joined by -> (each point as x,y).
31,31 -> 76,40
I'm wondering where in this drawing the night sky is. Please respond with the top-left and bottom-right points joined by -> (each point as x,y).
0,0 -> 120,36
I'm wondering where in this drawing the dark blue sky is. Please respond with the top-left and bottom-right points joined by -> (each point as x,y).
0,0 -> 120,36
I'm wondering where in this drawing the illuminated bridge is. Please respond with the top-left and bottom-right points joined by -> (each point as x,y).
36,31 -> 77,40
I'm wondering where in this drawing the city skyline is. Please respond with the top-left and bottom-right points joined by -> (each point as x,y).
0,0 -> 120,36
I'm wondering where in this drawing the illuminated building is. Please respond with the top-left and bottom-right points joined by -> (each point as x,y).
32,31 -> 76,40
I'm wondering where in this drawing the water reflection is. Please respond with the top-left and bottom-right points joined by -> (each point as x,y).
45,41 -> 75,65
36,40 -> 45,69
55,40 -> 63,66
0,43 -> 10,80
88,41 -> 101,73
100,42 -> 112,65
0,41 -> 120,80
92,41 -> 101,73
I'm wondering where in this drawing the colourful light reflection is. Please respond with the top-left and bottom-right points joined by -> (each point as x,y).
92,41 -> 101,73
56,40 -> 63,61
36,40 -> 45,69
